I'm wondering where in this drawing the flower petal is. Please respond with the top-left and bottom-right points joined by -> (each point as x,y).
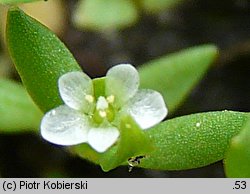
124,89 -> 168,129
88,125 -> 120,153
41,105 -> 90,145
106,64 -> 139,107
58,71 -> 94,112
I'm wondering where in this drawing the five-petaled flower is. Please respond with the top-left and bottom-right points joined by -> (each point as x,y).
41,64 -> 167,152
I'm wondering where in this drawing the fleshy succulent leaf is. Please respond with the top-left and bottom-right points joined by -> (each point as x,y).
6,7 -> 81,112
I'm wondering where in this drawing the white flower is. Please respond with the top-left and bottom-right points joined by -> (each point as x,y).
41,64 -> 167,152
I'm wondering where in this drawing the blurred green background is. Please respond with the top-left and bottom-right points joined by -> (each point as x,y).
0,0 -> 250,177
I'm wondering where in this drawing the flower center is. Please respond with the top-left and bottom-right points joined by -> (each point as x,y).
91,95 -> 115,124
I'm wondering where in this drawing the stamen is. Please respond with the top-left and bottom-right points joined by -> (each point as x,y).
85,95 -> 94,103
99,110 -> 107,118
106,95 -> 115,104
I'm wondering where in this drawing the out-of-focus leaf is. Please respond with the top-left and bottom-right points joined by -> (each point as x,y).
6,7 -> 81,113
70,144 -> 101,165
1,0 -> 66,46
142,0 -> 184,13
224,115 -> 250,177
73,0 -> 138,31
139,111 -> 248,170
0,78 -> 42,132
20,0 -> 66,35
0,54 -> 12,78
139,45 -> 218,113
0,0 -> 40,4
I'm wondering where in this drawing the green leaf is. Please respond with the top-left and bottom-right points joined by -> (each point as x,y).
99,115 -> 153,172
0,0 -> 40,4
0,54 -> 12,78
69,144 -> 102,165
224,115 -> 250,177
139,45 -> 218,113
0,78 -> 42,133
71,111 -> 247,171
73,0 -> 138,31
6,7 -> 81,113
139,111 -> 248,170
142,0 -> 184,13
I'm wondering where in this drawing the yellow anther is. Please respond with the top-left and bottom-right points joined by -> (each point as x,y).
85,95 -> 94,103
106,95 -> 115,104
99,110 -> 107,118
